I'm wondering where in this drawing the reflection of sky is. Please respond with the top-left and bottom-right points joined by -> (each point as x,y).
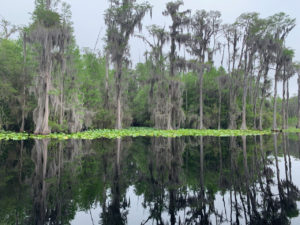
71,155 -> 300,225
288,157 -> 300,225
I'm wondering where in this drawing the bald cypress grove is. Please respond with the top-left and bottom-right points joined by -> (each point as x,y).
0,2 -> 298,132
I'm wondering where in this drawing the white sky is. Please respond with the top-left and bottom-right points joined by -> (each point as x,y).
1,0 -> 299,95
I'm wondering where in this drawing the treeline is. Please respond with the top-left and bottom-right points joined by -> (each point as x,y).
0,0 -> 300,134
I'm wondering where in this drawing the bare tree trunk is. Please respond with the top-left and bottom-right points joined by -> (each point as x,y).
59,79 -> 64,125
104,51 -> 110,110
59,59 -> 66,126
167,91 -> 172,130
258,70 -> 268,130
34,62 -> 52,135
228,33 -> 238,130
240,52 -> 251,130
218,84 -> 222,130
20,32 -> 27,132
273,72 -> 278,130
115,61 -> 122,129
258,99 -> 264,131
240,73 -> 248,130
286,78 -> 289,129
221,44 -> 225,67
249,73 -> 254,105
253,67 -> 263,129
185,88 -> 188,112
297,73 -> 300,128
168,30 -> 176,130
199,70 -> 204,129
43,70 -> 51,133
20,87 -> 26,132
34,33 -> 53,135
228,86 -> 237,129
282,76 -> 286,129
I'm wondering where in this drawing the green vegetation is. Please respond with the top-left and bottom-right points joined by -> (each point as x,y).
2,128 -> 300,140
0,0 -> 299,135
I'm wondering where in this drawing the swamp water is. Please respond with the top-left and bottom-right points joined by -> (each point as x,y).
1,133 -> 300,225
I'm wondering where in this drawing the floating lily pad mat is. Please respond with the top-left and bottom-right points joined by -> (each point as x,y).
1,128 -> 296,140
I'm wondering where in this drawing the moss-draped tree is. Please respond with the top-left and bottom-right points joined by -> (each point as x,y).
105,0 -> 152,129
29,0 -> 72,134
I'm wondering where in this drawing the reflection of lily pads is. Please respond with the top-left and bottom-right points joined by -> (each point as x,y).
0,128 -> 300,140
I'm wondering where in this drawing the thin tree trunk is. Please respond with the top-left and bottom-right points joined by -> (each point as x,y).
249,72 -> 254,105
199,70 -> 204,129
167,80 -> 173,130
253,67 -> 263,129
240,50 -> 250,130
42,69 -> 51,134
258,69 -> 269,130
105,51 -> 110,110
282,76 -> 286,129
297,73 -> 300,128
59,81 -> 64,125
273,71 -> 278,130
228,86 -> 237,129
59,79 -> 64,125
20,32 -> 27,132
185,88 -> 188,113
115,61 -> 122,129
228,33 -> 238,130
168,30 -> 176,130
286,78 -> 289,129
221,44 -> 225,67
20,86 -> 26,132
59,59 -> 65,126
240,73 -> 248,130
259,90 -> 265,131
218,83 -> 222,130
258,99 -> 264,131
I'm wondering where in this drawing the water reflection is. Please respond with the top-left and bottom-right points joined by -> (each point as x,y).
0,134 -> 300,224
101,138 -> 130,225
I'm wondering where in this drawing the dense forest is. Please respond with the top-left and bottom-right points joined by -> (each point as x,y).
0,0 -> 300,134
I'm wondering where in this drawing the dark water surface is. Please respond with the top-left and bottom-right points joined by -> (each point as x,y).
1,134 -> 300,225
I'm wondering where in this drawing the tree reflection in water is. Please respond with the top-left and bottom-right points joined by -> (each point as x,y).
0,134 -> 300,224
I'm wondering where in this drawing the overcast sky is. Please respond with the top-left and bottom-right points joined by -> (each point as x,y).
1,0 -> 300,95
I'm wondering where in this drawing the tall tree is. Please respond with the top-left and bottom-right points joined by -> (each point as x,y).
253,21 -> 274,129
281,49 -> 294,129
163,0 -> 190,129
137,25 -> 170,128
295,62 -> 300,128
29,0 -> 72,134
20,31 -> 28,132
186,10 -> 221,129
236,13 -> 260,130
269,13 -> 295,130
223,23 -> 242,129
105,0 -> 152,129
